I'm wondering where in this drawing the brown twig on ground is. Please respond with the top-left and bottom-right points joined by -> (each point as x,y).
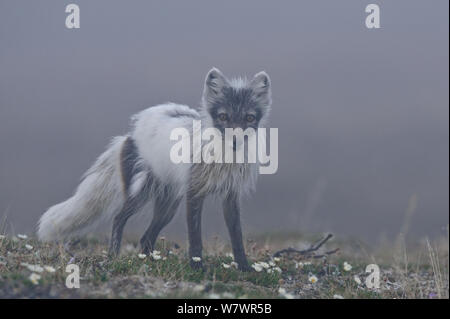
272,233 -> 339,259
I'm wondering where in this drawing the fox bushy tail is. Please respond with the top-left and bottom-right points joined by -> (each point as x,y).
37,136 -> 127,242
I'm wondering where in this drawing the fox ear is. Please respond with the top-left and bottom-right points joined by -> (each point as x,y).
251,71 -> 272,106
203,67 -> 228,106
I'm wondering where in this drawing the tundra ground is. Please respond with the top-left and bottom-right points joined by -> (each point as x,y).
0,231 -> 448,299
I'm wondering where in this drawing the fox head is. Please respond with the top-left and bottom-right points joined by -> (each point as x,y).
201,68 -> 272,135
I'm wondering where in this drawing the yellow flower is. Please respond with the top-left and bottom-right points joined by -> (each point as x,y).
29,273 -> 41,285
308,275 -> 318,284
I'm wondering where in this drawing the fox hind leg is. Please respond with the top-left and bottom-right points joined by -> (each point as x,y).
140,186 -> 182,254
108,197 -> 145,257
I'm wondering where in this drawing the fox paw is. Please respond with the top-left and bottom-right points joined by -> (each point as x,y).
238,262 -> 254,272
189,260 -> 206,272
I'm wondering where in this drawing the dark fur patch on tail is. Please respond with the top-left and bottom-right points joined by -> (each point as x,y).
120,136 -> 141,195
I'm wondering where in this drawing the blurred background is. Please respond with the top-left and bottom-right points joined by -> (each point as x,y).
0,0 -> 448,244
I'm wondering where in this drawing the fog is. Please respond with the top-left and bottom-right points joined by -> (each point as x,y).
0,0 -> 448,243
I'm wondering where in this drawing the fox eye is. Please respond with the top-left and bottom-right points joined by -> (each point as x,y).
218,113 -> 229,121
246,114 -> 256,122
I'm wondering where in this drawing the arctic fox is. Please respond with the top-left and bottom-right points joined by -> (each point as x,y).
37,68 -> 272,271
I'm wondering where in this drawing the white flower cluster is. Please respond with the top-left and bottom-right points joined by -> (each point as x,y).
138,250 -> 165,260
20,262 -> 56,285
251,258 -> 282,274
222,261 -> 238,269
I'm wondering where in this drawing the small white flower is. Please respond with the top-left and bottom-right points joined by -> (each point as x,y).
192,257 -> 201,262
0,235 -> 5,240
225,252 -> 234,258
22,263 -> 44,273
343,262 -> 352,272
267,268 -> 273,274
251,263 -> 263,272
308,275 -> 318,284
295,261 -> 312,269
259,262 -> 270,269
354,275 -> 362,285
138,253 -> 147,259
149,250 -> 162,260
268,260 -> 276,267
44,266 -> 56,273
278,288 -> 294,299
273,267 -> 282,273
333,294 -> 344,299
222,263 -> 231,269
222,292 -> 234,299
230,261 -> 238,269
273,257 -> 281,262
17,234 -> 28,240
193,284 -> 205,292
208,293 -> 220,299
25,244 -> 33,250
29,273 -> 41,285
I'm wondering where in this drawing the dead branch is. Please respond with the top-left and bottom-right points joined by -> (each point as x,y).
272,233 -> 339,259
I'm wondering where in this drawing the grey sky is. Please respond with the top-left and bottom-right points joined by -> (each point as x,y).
0,0 -> 448,243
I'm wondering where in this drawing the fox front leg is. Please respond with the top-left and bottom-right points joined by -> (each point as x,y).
223,192 -> 252,271
186,192 -> 205,271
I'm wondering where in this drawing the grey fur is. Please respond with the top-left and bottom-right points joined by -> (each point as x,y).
119,136 -> 142,195
186,189 -> 205,269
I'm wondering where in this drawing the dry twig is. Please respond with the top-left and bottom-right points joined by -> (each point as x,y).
273,233 -> 339,259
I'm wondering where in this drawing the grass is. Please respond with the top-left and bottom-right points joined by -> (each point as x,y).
0,231 -> 448,299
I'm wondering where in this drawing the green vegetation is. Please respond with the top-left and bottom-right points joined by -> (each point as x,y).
0,232 -> 448,299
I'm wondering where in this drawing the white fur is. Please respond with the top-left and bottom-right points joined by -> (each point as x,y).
37,136 -> 127,241
131,103 -> 199,198
38,103 -> 202,241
